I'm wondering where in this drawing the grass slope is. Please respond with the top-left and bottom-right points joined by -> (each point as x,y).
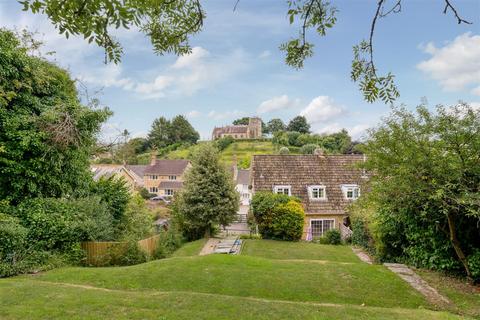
0,240 -> 467,319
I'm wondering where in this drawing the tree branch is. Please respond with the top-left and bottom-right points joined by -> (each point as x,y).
443,0 -> 472,24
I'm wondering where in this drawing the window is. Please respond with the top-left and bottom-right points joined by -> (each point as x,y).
308,185 -> 326,200
310,219 -> 335,238
273,185 -> 291,196
149,187 -> 158,193
168,175 -> 177,180
342,185 -> 360,200
150,175 -> 158,180
165,189 -> 174,196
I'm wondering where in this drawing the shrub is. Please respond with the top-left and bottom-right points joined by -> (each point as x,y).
279,147 -> 290,155
467,250 -> 480,282
321,229 -> 342,245
117,194 -> 153,241
153,227 -> 184,259
251,192 -> 291,238
90,176 -> 130,222
0,214 -> 27,262
300,144 -> 319,154
215,136 -> 234,151
351,218 -> 371,248
271,201 -> 305,241
108,241 -> 148,266
139,188 -> 155,200
239,234 -> 262,240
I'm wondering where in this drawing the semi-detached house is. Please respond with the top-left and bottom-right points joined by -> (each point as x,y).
251,153 -> 368,240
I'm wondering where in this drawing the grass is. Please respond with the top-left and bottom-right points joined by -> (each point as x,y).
171,238 -> 206,257
242,239 -> 360,263
416,269 -> 480,318
0,240 -> 468,319
220,140 -> 277,166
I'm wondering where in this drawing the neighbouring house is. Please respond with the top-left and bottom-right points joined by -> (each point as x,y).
251,151 -> 368,240
91,164 -> 145,191
143,152 -> 191,196
212,117 -> 262,140
233,166 -> 252,206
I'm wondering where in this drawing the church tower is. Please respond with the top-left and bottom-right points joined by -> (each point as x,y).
248,117 -> 262,139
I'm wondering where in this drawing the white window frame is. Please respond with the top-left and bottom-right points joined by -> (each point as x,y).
341,184 -> 360,200
165,189 -> 174,196
150,175 -> 158,180
308,185 -> 327,201
273,185 -> 291,196
149,187 -> 158,193
310,219 -> 335,238
168,175 -> 177,180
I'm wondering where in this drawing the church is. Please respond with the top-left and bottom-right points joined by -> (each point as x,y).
211,117 -> 262,140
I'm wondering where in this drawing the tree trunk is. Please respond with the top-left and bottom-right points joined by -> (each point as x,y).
447,212 -> 471,278
204,226 -> 211,239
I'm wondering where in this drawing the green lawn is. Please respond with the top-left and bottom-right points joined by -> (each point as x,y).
242,239 -> 360,263
171,238 -> 206,257
0,240 -> 467,319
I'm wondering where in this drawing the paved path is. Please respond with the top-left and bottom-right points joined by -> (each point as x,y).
352,247 -> 373,264
384,263 -> 450,306
199,238 -> 221,256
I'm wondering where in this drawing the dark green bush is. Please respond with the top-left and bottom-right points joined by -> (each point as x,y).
279,147 -> 290,155
139,187 -> 155,200
251,192 -> 291,239
467,250 -> 480,282
0,214 -> 27,262
215,136 -> 234,151
351,218 -> 371,249
300,143 -> 319,154
153,227 -> 184,259
90,176 -> 130,222
321,229 -> 342,245
108,241 -> 148,266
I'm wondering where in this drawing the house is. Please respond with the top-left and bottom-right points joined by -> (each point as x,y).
212,117 -> 262,140
143,152 -> 191,196
233,166 -> 252,205
91,164 -> 144,191
251,152 -> 368,240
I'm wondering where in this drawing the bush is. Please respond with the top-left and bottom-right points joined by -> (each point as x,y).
251,192 -> 291,238
300,144 -> 319,154
279,147 -> 290,155
0,214 -> 27,262
139,188 -> 155,200
467,250 -> 480,282
90,176 -> 131,222
321,229 -> 342,245
116,194 -> 153,241
351,218 -> 371,248
271,201 -> 305,241
239,234 -> 262,240
215,136 -> 234,151
108,241 -> 148,266
153,227 -> 184,259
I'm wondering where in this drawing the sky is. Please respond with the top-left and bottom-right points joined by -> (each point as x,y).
0,0 -> 479,141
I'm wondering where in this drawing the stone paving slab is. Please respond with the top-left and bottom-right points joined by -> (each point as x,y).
384,263 -> 451,306
352,248 -> 373,264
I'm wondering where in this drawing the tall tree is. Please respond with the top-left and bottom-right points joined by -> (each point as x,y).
148,116 -> 171,148
232,117 -> 249,125
170,115 -> 200,145
360,103 -> 480,278
267,118 -> 286,134
174,143 -> 239,239
287,116 -> 311,134
0,29 -> 110,203
21,1 -> 473,103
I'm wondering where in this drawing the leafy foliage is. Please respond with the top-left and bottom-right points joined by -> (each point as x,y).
153,227 -> 184,259
267,118 -> 286,134
0,214 -> 28,263
0,29 -> 111,204
356,103 -> 480,279
90,176 -> 130,222
300,143 -> 319,154
174,143 -> 239,239
148,115 -> 199,149
320,229 -> 342,245
279,147 -> 290,155
215,136 -> 235,151
251,192 -> 303,240
116,194 -> 153,241
287,116 -> 311,133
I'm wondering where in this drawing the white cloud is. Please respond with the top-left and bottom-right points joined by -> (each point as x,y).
172,47 -> 210,69
257,95 -> 300,114
77,64 -> 135,90
259,50 -> 271,59
186,110 -> 201,119
417,33 -> 480,95
134,75 -> 173,99
299,96 -> 346,123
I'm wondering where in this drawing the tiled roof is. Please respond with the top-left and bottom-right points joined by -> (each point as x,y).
144,159 -> 190,175
236,169 -> 251,185
91,164 -> 145,187
251,154 -> 367,214
159,181 -> 184,189
126,165 -> 147,178
213,125 -> 248,135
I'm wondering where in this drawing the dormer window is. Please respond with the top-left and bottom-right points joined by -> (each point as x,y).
274,185 -> 291,196
342,184 -> 360,200
308,185 -> 327,200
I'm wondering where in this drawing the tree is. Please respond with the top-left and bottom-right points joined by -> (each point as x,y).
170,115 -> 200,145
267,118 -> 286,134
21,1 -> 473,104
148,116 -> 171,148
175,143 -> 239,239
232,117 -> 250,125
287,116 -> 310,134
359,103 -> 480,279
0,29 -> 111,204
320,129 -> 352,154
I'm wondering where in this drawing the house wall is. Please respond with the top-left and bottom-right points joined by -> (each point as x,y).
144,174 -> 184,195
301,213 -> 348,240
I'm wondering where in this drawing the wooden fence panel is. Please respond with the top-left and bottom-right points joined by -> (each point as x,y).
81,235 -> 161,266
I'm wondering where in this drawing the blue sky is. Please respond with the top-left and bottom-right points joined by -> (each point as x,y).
1,0 -> 479,140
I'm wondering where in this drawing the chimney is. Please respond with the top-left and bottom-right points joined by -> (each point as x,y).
150,150 -> 157,165
314,147 -> 325,157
